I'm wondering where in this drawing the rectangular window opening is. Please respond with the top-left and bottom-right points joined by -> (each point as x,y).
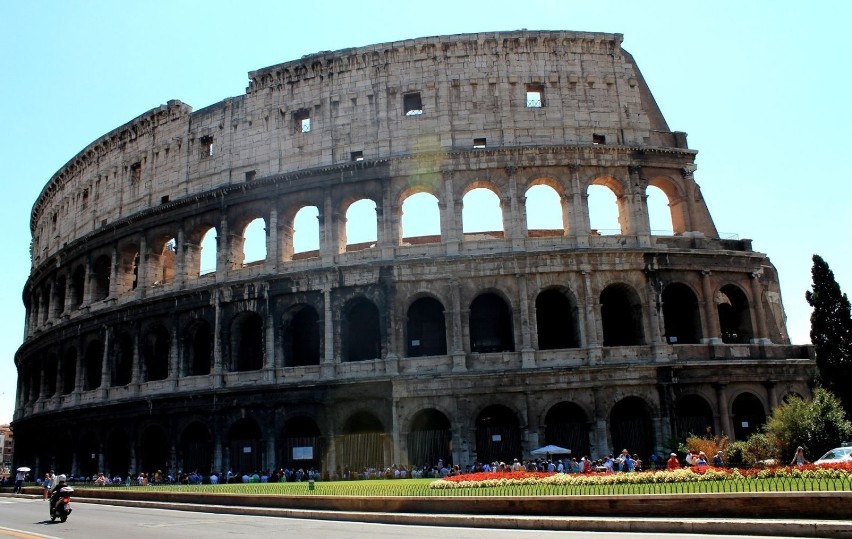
473,138 -> 487,149
351,151 -> 364,162
404,92 -> 423,116
245,170 -> 257,182
130,162 -> 142,183
199,135 -> 214,157
161,195 -> 170,204
593,134 -> 606,145
526,84 -> 544,108
294,110 -> 311,133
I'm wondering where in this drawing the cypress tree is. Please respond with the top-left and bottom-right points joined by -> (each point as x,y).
806,254 -> 852,409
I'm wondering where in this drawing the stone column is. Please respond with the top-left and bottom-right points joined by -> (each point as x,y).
715,383 -> 732,439
750,272 -> 771,344
268,205 -> 280,270
568,164 -> 589,247
322,287 -> 335,378
109,244 -> 120,299
681,166 -> 698,233
168,315 -> 179,390
645,269 -> 667,361
136,235 -> 148,299
82,256 -> 93,306
517,274 -> 535,368
764,380 -> 778,410
441,172 -> 462,255
212,291 -> 225,388
100,327 -> 112,398
505,166 -> 526,251
700,271 -> 722,344
176,226 -> 186,286
449,279 -> 466,372
627,165 -> 651,246
216,215 -> 230,281
592,388 -> 610,457
264,287 -> 276,382
319,191 -> 338,263
581,269 -> 601,364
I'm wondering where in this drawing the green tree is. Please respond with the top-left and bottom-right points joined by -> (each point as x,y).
763,388 -> 852,461
805,254 -> 852,409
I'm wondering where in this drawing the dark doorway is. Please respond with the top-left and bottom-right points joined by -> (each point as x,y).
228,418 -> 263,474
142,325 -> 170,381
283,306 -> 321,367
281,416 -> 323,470
407,409 -> 452,468
662,283 -> 701,344
231,312 -> 264,371
186,320 -> 213,376
337,412 -> 386,470
139,425 -> 169,476
544,402 -> 590,458
343,299 -> 381,361
732,392 -> 766,441
469,293 -> 514,353
674,394 -> 714,439
83,340 -> 103,391
600,284 -> 644,346
406,297 -> 447,357
536,288 -> 579,349
718,285 -> 753,344
475,405 -> 521,464
105,430 -> 131,478
112,333 -> 134,386
181,422 -> 213,474
610,397 -> 654,460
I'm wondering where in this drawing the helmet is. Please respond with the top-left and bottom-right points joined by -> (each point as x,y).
57,474 -> 67,482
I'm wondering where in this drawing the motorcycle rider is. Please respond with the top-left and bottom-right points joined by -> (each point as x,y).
49,474 -> 68,514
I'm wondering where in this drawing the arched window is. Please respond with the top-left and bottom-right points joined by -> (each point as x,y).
242,218 -> 267,265
292,206 -> 320,259
281,417 -> 323,470
140,425 -> 169,473
469,293 -> 514,353
91,255 -> 111,301
406,297 -> 447,357
401,192 -> 441,244
83,340 -> 103,391
718,284 -> 753,344
600,284 -> 645,346
338,411 -> 386,470
228,418 -> 264,472
142,325 -> 170,381
342,298 -> 381,361
116,245 -> 139,293
525,184 -> 563,236
544,402 -> 590,459
230,312 -> 264,371
407,409 -> 452,467
185,320 -> 213,376
153,236 -> 177,285
43,354 -> 58,397
55,275 -> 67,314
61,348 -> 77,395
180,423 -> 212,476
71,265 -> 85,308
732,392 -> 766,441
105,430 -> 131,479
462,187 -> 503,238
662,283 -> 701,344
112,333 -> 134,387
674,395 -> 714,439
535,288 -> 579,349
283,305 -> 321,367
610,397 -> 654,460
345,199 -> 378,252
475,405 -> 520,464
587,184 -> 622,235
646,184 -> 674,235
199,227 -> 218,275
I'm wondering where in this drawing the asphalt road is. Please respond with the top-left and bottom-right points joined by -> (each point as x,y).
0,496 -> 792,539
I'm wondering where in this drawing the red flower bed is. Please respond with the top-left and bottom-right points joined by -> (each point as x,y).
442,471 -> 555,483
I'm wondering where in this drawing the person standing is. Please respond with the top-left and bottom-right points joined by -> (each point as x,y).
14,470 -> 26,494
666,453 -> 680,470
43,471 -> 54,500
790,446 -> 809,466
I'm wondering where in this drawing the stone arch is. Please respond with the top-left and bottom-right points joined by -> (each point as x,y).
241,217 -> 267,266
185,319 -> 213,376
535,287 -> 580,349
116,242 -> 139,294
230,311 -> 264,372
343,198 -> 378,252
462,183 -> 504,237
609,396 -> 655,459
139,424 -> 169,475
180,422 -> 213,474
600,283 -> 645,346
105,429 -> 131,478
43,353 -> 58,398
282,304 -> 321,367
407,408 -> 452,467
149,233 -> 177,285
291,205 -> 320,259
90,254 -> 111,302
544,402 -> 590,459
112,332 -> 134,387
475,404 -> 521,464
338,410 -> 387,470
469,291 -> 515,353
717,284 -> 753,343
405,296 -> 447,357
647,176 -> 687,235
400,191 -> 441,244
673,394 -> 714,439
188,224 -> 218,277
342,297 -> 381,361
280,416 -> 323,469
662,282 -> 701,344
142,324 -> 170,382
54,274 -> 67,315
731,391 -> 766,441
525,182 -> 564,236
82,338 -> 103,391
227,417 -> 264,473
61,346 -> 77,395
78,431 -> 101,478
70,264 -> 85,308
588,176 -> 627,235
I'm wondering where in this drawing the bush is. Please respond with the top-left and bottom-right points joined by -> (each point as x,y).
725,433 -> 777,468
763,387 -> 852,461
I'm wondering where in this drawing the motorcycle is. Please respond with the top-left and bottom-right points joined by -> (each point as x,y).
49,486 -> 74,522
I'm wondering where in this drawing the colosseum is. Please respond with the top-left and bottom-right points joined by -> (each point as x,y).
13,30 -> 813,478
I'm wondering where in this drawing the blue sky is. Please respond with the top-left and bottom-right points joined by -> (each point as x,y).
1,0 -> 850,424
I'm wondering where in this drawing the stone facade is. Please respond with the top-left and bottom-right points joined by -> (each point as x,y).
14,31 -> 811,478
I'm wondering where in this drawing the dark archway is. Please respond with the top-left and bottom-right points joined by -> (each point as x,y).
536,288 -> 580,349
78,434 -> 100,478
281,416 -> 323,469
283,305 -> 321,367
674,394 -> 714,439
61,348 -> 77,395
180,422 -> 213,474
610,397 -> 654,460
406,297 -> 447,357
662,283 -> 701,344
71,265 -> 85,309
469,293 -> 514,353
91,255 -> 111,302
228,418 -> 263,474
186,320 -> 213,376
407,409 -> 452,468
718,285 -> 753,344
600,284 -> 645,346
732,392 -> 766,441
139,425 -> 169,476
475,405 -> 521,464
142,325 -> 170,381
342,298 -> 381,361
231,312 -> 264,371
337,411 -> 386,470
112,333 -> 134,387
43,354 -> 58,398
83,340 -> 103,391
544,402 -> 590,459
105,430 -> 131,478
55,275 -> 66,316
